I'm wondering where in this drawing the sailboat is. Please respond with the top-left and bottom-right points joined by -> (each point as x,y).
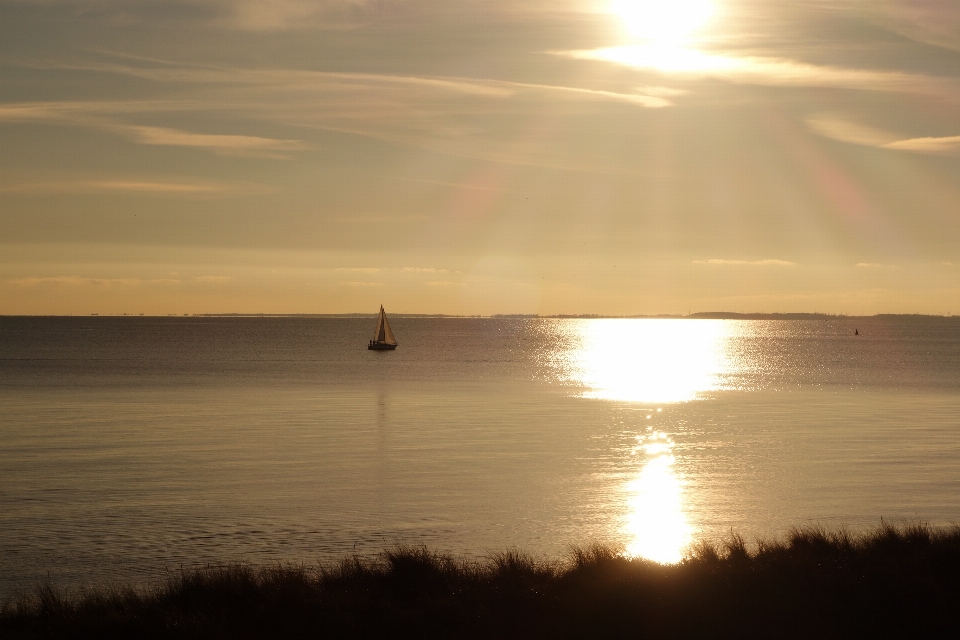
368,305 -> 398,350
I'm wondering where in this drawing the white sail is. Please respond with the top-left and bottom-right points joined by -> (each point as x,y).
381,310 -> 397,345
373,306 -> 397,345
373,307 -> 385,342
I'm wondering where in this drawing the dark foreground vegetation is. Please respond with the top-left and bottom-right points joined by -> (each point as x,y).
4,524 -> 960,639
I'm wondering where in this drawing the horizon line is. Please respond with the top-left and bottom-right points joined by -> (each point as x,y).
2,312 -> 959,319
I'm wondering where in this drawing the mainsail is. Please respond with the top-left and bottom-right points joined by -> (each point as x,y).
374,306 -> 397,345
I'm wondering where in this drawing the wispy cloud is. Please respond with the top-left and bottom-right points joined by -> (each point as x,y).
636,86 -> 688,97
504,80 -> 672,108
0,51 -> 728,177
402,267 -> 450,273
64,59 -> 676,111
807,114 -> 960,155
7,1 -> 591,33
0,100 -> 185,122
0,101 -> 306,158
341,281 -> 383,287
2,62 -> 681,109
693,259 -> 796,266
124,126 -> 307,157
0,179 -> 267,195
195,275 -> 233,283
2,0 -> 350,32
336,267 -> 381,273
806,114 -> 894,148
872,1 -> 960,53
884,136 -> 960,154
7,276 -> 143,286
563,46 -> 959,98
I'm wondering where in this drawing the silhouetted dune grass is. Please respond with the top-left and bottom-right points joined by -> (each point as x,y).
4,523 -> 960,638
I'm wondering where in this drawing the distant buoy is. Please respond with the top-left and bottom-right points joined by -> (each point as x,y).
855,329 -> 859,336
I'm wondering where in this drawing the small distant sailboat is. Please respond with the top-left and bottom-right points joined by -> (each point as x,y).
368,305 -> 398,350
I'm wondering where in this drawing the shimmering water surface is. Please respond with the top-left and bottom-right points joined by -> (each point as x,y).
2,316 -> 960,592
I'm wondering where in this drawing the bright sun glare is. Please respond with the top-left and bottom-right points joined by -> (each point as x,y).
609,0 -> 717,44
592,0 -> 729,73
570,319 -> 733,404
624,439 -> 692,564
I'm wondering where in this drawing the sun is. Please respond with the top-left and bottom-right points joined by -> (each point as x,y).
608,0 -> 717,44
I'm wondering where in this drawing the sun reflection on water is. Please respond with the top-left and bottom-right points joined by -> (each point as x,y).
540,319 -> 738,563
624,431 -> 691,563
567,319 -> 735,403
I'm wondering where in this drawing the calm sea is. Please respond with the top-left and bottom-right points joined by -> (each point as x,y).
2,316 -> 960,594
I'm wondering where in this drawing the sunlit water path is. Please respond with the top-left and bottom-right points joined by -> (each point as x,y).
2,317 -> 959,594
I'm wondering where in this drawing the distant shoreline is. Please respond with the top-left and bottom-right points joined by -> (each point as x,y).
2,312 -> 959,319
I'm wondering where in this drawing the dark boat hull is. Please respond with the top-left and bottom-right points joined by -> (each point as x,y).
368,343 -> 398,350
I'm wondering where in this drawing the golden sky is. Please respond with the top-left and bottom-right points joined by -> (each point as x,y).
2,0 -> 959,315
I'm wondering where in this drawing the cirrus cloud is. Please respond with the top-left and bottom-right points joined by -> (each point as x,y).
807,113 -> 960,156
6,276 -> 143,286
693,259 -> 796,266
